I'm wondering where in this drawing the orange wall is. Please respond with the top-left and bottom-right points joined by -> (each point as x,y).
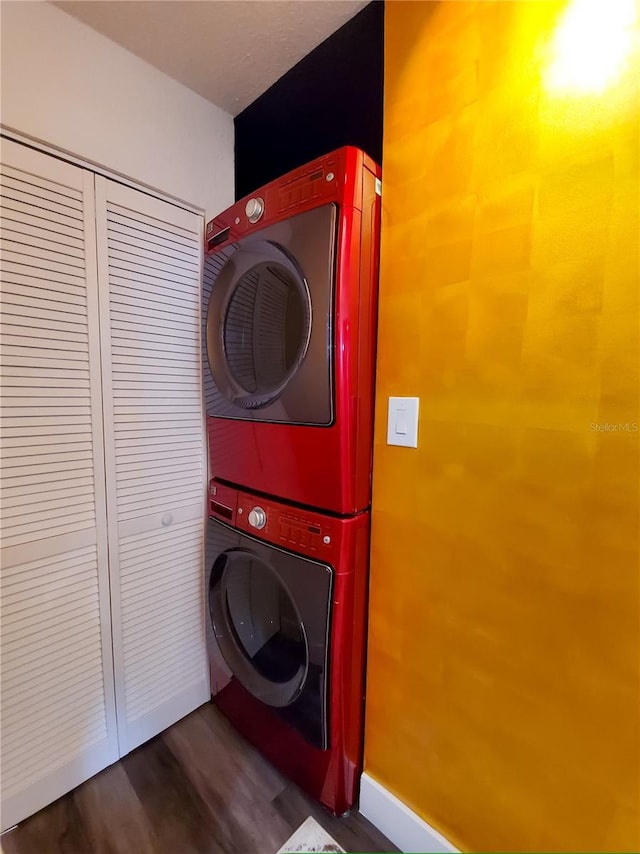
365,1 -> 640,851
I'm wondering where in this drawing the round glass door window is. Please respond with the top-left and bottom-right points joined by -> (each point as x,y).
209,549 -> 308,707
207,246 -> 312,410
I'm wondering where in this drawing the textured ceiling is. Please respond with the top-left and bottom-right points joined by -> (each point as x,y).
53,0 -> 370,115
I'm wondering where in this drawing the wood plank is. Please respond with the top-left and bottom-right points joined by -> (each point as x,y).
121,735 -> 230,854
1,703 -> 398,854
163,707 -> 291,853
197,704 -> 288,803
0,792 -> 94,854
73,764 -> 158,854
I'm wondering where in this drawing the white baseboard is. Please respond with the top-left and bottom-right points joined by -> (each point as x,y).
359,773 -> 459,854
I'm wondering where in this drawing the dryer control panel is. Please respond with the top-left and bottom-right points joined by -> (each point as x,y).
205,145 -> 380,254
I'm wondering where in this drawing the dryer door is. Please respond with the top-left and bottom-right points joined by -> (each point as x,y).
204,204 -> 336,425
208,521 -> 332,748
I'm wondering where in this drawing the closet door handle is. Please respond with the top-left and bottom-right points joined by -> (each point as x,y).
161,513 -> 173,527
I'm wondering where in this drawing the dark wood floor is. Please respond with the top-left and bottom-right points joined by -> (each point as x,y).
1,702 -> 398,854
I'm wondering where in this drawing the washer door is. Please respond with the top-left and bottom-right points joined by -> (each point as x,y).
209,548 -> 309,707
204,204 -> 336,424
207,521 -> 333,747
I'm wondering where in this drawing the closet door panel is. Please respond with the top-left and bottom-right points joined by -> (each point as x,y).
0,139 -> 118,831
96,177 -> 208,755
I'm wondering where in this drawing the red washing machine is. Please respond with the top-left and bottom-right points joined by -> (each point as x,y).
202,147 -> 381,515
205,482 -> 370,814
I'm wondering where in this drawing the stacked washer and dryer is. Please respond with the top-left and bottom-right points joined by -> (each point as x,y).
202,147 -> 381,814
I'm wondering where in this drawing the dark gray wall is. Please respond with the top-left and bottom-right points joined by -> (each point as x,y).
234,1 -> 384,200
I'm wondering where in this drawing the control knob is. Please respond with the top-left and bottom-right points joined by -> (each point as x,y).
245,197 -> 264,223
248,506 -> 266,529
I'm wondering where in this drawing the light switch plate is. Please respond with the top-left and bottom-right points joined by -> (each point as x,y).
387,397 -> 419,448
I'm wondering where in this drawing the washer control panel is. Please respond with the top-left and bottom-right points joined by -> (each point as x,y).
277,512 -> 331,551
209,480 -> 340,557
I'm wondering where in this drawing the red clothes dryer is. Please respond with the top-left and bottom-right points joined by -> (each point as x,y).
205,482 -> 370,814
202,147 -> 381,515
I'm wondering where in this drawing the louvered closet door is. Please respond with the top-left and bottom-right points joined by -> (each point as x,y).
0,139 -> 118,830
95,177 -> 208,755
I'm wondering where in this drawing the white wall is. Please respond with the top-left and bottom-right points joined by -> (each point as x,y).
0,1 -> 234,216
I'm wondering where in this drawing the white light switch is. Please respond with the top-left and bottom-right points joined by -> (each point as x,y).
387,397 -> 419,448
395,408 -> 408,434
